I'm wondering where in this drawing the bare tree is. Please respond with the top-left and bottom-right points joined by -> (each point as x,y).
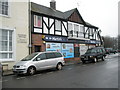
103,36 -> 118,50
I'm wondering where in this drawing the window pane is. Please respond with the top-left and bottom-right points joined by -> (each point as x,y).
1,0 -> 8,15
55,20 -> 61,30
34,15 -> 42,28
68,23 -> 72,31
2,30 -> 8,40
2,41 -> 8,51
46,53 -> 55,59
38,53 -> 46,60
54,52 -> 62,57
9,53 -> 12,58
1,53 -> 8,59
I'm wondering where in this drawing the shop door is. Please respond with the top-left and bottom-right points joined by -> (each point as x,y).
35,46 -> 41,52
74,44 -> 80,57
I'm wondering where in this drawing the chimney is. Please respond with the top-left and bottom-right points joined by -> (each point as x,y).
50,0 -> 56,10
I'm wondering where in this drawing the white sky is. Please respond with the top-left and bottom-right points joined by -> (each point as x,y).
31,0 -> 119,37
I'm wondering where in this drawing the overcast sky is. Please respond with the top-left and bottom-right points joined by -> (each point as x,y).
31,0 -> 119,37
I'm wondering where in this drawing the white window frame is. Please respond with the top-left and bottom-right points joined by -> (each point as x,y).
0,28 -> 15,62
0,0 -> 10,17
34,15 -> 42,28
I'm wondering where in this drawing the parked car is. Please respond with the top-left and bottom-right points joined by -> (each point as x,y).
105,48 -> 117,54
80,47 -> 106,64
13,51 -> 65,75
110,49 -> 117,54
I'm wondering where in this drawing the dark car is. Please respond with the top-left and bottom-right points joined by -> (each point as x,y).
105,48 -> 117,54
81,47 -> 106,64
105,48 -> 111,54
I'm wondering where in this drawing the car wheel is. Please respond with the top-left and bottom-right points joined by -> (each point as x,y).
93,58 -> 97,63
27,66 -> 36,75
56,63 -> 62,70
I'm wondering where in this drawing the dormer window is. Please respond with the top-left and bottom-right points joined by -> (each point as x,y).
0,0 -> 9,16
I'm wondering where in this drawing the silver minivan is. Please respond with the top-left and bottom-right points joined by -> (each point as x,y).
13,51 -> 65,75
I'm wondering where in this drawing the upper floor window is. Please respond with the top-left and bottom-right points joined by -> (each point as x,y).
74,24 -> 79,32
80,26 -> 84,33
34,15 -> 42,28
68,23 -> 72,31
55,20 -> 61,31
0,0 -> 9,16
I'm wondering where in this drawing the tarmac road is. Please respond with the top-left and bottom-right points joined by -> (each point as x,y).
2,53 -> 119,88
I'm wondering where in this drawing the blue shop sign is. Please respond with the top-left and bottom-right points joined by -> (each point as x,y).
88,40 -> 101,44
43,35 -> 68,42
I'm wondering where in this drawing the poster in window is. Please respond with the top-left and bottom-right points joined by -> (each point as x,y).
62,43 -> 74,58
46,43 -> 61,52
34,15 -> 42,28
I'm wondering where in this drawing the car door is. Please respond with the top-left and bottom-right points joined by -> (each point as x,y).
45,52 -> 57,68
97,49 -> 103,59
96,49 -> 101,59
33,53 -> 47,70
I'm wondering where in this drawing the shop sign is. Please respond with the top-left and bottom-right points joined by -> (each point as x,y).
88,40 -> 100,44
43,35 -> 68,42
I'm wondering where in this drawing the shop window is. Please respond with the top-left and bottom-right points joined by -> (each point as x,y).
0,0 -> 9,16
0,29 -> 14,61
34,15 -> 42,28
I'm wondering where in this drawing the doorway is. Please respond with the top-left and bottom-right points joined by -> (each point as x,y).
34,46 -> 41,52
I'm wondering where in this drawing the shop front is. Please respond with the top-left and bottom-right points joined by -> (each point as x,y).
43,35 -> 74,60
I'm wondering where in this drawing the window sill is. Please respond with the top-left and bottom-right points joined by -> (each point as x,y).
0,14 -> 10,18
0,59 -> 15,62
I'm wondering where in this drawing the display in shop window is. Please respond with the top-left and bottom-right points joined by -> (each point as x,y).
46,43 -> 74,58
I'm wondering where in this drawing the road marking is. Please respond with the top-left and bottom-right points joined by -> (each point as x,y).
16,78 -> 21,80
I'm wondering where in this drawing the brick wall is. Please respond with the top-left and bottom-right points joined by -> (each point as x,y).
32,34 -> 46,52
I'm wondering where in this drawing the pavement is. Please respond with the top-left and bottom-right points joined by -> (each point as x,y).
2,60 -> 81,76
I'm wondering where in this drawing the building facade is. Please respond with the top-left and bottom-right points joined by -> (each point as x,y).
0,0 -> 29,70
0,0 -> 103,70
30,1 -> 102,62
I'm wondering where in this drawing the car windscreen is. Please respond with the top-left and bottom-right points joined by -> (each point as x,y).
85,49 -> 96,54
21,53 -> 38,61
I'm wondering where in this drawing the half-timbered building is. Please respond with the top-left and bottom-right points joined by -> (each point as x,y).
30,1 -> 102,61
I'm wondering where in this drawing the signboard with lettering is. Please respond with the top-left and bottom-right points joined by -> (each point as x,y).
17,34 -> 27,43
43,35 -> 68,42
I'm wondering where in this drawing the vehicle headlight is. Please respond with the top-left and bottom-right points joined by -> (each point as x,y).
20,65 -> 27,67
90,56 -> 93,58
